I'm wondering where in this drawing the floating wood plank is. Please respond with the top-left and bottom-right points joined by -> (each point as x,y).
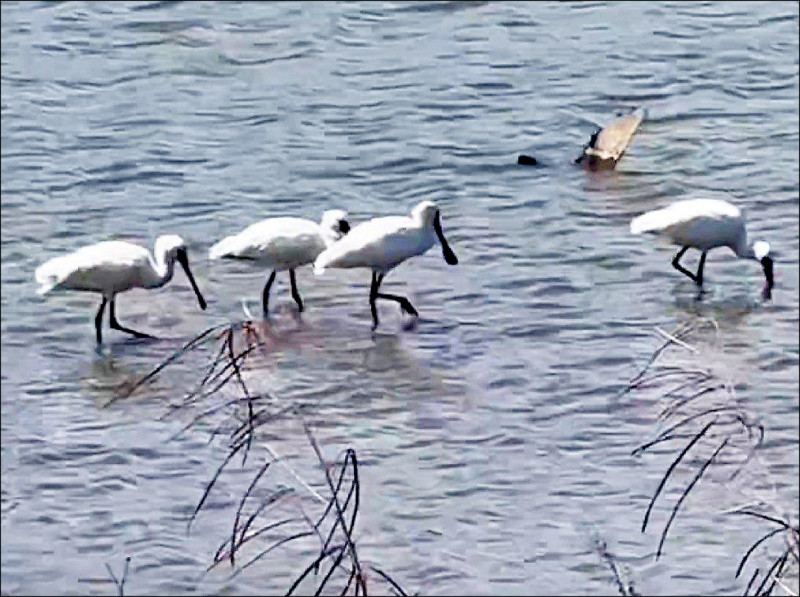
577,107 -> 644,170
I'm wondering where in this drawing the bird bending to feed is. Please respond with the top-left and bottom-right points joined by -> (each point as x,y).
630,198 -> 774,299
313,200 -> 458,330
208,210 -> 350,315
35,235 -> 207,344
577,107 -> 644,169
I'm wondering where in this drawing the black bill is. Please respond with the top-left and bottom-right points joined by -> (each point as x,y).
761,256 -> 774,301
177,249 -> 207,310
433,211 -> 458,266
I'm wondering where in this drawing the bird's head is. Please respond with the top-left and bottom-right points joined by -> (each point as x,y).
155,234 -> 206,310
320,209 -> 350,243
411,200 -> 440,227
753,241 -> 774,300
155,235 -> 187,261
412,201 -> 458,266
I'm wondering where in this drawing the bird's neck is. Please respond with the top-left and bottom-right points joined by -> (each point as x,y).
734,240 -> 757,260
732,230 -> 754,260
321,228 -> 342,248
147,253 -> 176,288
739,245 -> 755,260
414,212 -> 433,230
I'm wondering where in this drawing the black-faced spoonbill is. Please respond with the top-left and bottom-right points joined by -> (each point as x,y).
630,198 -> 774,299
208,210 -> 350,314
313,200 -> 458,329
576,107 -> 644,169
35,235 -> 207,343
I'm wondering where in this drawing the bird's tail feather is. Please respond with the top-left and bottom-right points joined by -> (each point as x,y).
313,252 -> 328,276
35,281 -> 55,296
630,209 -> 667,235
34,259 -> 64,295
208,237 -> 238,260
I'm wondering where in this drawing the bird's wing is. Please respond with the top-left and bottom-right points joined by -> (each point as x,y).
631,199 -> 742,237
36,241 -> 150,294
314,216 -> 413,273
209,218 -> 319,261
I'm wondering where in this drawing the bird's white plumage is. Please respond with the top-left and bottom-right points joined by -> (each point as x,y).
314,202 -> 440,275
36,236 -> 186,297
752,241 -> 770,261
209,210 -> 348,270
630,197 -> 774,299
630,198 -> 749,254
313,200 -> 457,328
35,234 -> 206,342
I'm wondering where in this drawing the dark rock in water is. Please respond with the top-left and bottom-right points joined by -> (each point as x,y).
517,154 -> 538,166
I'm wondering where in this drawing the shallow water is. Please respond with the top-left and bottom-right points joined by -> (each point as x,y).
1,1 -> 798,595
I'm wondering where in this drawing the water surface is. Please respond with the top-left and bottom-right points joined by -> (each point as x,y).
2,1 -> 798,594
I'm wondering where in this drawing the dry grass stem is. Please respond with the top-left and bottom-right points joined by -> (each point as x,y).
627,322 -> 798,593
126,319 -> 409,595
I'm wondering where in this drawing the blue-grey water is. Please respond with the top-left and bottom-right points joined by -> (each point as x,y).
2,1 -> 798,595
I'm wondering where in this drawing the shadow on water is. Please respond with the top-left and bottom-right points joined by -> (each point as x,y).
667,278 -> 771,323
82,347 -> 177,409
230,312 -> 468,412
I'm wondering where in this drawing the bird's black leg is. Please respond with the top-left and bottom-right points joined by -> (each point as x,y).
262,270 -> 276,315
109,297 -> 154,339
375,291 -> 418,317
370,272 -> 418,320
95,297 -> 107,344
369,271 -> 380,329
671,246 -> 701,283
289,269 -> 304,312
695,251 -> 707,286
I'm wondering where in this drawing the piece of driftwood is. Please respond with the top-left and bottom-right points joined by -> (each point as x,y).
577,107 -> 644,169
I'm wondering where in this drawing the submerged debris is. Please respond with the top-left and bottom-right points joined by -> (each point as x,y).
577,107 -> 645,170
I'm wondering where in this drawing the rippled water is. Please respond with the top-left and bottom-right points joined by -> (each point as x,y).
2,1 -> 798,595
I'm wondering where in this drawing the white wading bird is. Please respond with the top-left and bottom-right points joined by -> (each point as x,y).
630,198 -> 774,299
208,210 -> 350,314
35,235 -> 207,343
313,200 -> 458,329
